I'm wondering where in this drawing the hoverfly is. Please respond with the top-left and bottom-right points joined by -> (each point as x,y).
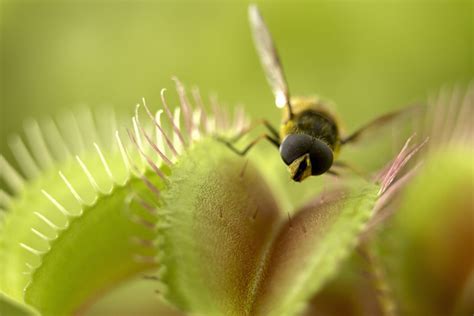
221,5 -> 411,182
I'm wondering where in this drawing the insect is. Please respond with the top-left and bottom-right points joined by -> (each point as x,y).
221,5 -> 412,182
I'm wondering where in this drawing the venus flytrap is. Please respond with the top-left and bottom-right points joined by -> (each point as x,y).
1,78 -> 425,316
0,79 -> 251,316
146,137 -> 423,316
135,94 -> 425,315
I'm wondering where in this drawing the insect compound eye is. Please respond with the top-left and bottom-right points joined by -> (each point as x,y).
280,134 -> 334,175
309,139 -> 333,175
279,134 -> 314,165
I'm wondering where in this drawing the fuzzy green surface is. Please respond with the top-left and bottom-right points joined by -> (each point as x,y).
158,140 -> 381,316
158,140 -> 283,315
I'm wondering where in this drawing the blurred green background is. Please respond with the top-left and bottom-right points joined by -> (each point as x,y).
1,0 -> 472,158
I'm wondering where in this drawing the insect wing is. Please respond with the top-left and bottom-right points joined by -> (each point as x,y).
248,5 -> 291,111
341,105 -> 423,145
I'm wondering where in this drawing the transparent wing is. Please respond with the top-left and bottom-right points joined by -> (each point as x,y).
341,105 -> 424,145
248,5 -> 292,113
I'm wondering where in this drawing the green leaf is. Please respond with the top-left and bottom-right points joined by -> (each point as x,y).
1,81 -> 417,316
158,140 -> 283,315
0,81 -> 254,315
23,172 -> 163,315
157,138 -> 382,316
376,149 -> 474,316
250,182 -> 379,316
0,110 -> 163,315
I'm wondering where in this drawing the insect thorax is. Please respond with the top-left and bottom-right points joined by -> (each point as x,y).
282,109 -> 340,151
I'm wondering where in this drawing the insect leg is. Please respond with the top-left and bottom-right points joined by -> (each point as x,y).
229,119 -> 279,143
219,133 -> 280,156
